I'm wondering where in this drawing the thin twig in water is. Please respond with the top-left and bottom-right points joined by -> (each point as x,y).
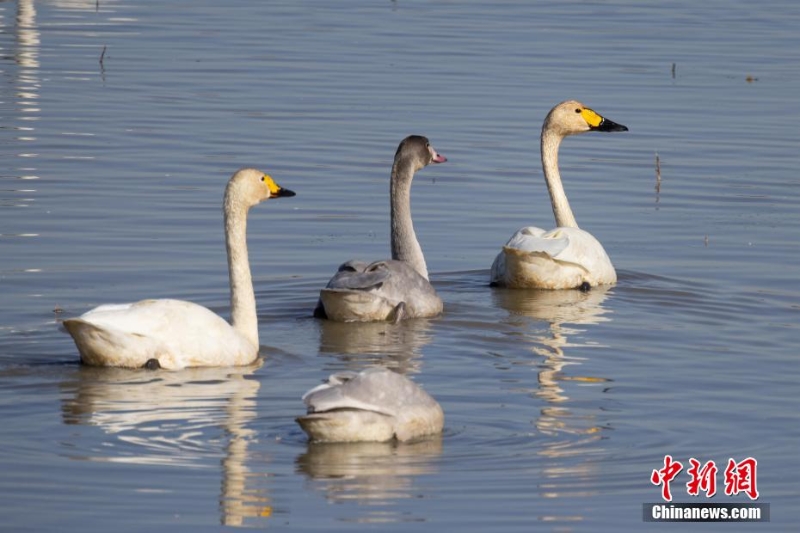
655,152 -> 662,194
671,62 -> 676,79
99,45 -> 107,67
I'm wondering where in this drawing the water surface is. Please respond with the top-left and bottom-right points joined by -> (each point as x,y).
1,0 -> 798,530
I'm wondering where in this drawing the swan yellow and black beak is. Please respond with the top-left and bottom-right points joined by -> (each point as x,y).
582,107 -> 628,132
262,174 -> 297,198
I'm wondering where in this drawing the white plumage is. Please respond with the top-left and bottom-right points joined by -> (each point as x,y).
491,100 -> 628,290
62,168 -> 295,369
297,368 -> 444,443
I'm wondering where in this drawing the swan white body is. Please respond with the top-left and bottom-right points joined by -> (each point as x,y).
491,100 -> 628,289
63,168 -> 296,369
316,135 -> 446,322
296,367 -> 444,443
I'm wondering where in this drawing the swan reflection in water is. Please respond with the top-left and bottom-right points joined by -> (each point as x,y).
295,437 -> 442,522
494,285 -> 613,430
316,317 -> 434,374
60,363 -> 268,526
492,285 -> 614,511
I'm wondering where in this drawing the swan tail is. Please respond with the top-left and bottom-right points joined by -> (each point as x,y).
312,299 -> 328,319
62,318 -> 163,369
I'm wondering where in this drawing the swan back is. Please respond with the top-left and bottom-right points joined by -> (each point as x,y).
63,299 -> 257,369
318,259 -> 443,322
296,367 -> 444,442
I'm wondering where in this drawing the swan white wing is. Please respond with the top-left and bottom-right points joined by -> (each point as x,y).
505,226 -> 616,269
301,371 -> 359,402
78,299 -> 228,338
503,226 -> 570,257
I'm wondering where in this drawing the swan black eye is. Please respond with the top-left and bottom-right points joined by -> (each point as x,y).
575,108 -> 582,113
261,176 -> 266,182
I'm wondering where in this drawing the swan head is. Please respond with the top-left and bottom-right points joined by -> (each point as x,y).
225,167 -> 296,208
544,100 -> 628,138
395,135 -> 447,173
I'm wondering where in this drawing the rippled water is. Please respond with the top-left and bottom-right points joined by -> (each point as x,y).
1,0 -> 798,531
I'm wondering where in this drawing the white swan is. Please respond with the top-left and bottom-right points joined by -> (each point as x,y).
491,100 -> 628,289
315,135 -> 446,322
62,168 -> 296,370
296,367 -> 444,443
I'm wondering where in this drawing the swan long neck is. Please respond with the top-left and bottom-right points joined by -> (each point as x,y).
390,160 -> 429,280
224,192 -> 259,350
541,128 -> 578,228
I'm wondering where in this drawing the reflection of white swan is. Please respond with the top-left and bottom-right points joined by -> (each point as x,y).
491,100 -> 628,289
297,368 -> 444,442
317,318 -> 433,374
296,438 -> 442,510
16,0 -> 40,70
62,169 -> 295,369
493,286 -> 611,427
60,364 -> 268,526
492,284 -> 612,326
315,136 -> 446,322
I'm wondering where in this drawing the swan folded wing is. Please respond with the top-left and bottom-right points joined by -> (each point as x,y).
79,299 -> 227,338
541,227 -> 613,273
302,368 -> 424,417
504,226 -> 612,269
325,261 -> 392,291
335,260 -> 371,273
362,261 -> 439,308
503,226 -> 571,257
301,371 -> 359,401
303,370 -> 399,417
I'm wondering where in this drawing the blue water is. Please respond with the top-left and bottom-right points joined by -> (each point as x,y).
1,0 -> 798,530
